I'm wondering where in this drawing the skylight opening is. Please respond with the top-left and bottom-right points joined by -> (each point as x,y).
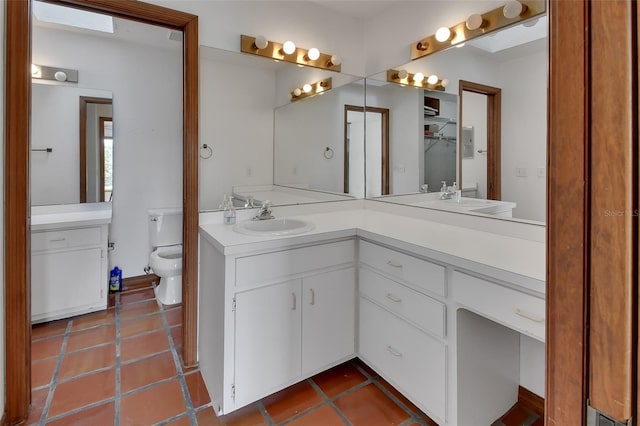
33,1 -> 114,34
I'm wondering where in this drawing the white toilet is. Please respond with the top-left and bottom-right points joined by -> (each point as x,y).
148,208 -> 182,305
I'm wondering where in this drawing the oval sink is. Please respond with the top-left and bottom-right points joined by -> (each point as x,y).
443,198 -> 491,207
233,218 -> 315,236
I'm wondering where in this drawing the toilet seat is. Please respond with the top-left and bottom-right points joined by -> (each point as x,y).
149,244 -> 182,305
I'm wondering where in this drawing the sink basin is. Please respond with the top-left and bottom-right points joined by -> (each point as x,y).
233,218 -> 315,236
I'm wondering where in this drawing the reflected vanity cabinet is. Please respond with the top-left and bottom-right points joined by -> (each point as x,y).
357,240 -> 448,424
31,224 -> 110,323
198,237 -> 356,415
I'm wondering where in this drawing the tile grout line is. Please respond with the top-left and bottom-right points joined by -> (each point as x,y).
306,378 -> 353,426
114,291 -> 122,426
256,400 -> 277,426
38,320 -> 73,425
156,284 -> 198,425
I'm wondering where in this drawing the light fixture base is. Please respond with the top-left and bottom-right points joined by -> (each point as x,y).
241,35 -> 341,72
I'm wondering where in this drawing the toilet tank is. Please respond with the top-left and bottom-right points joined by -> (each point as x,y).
148,208 -> 182,247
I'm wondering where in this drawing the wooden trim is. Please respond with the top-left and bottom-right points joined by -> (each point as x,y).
79,96 -> 111,203
588,0 -> 637,421
518,386 -> 545,417
121,274 -> 160,292
343,106 -> 355,193
5,1 -> 199,422
458,80 -> 502,200
98,116 -> 108,202
546,0 -> 589,424
4,2 -> 32,423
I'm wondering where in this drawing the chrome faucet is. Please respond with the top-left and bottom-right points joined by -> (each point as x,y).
253,200 -> 274,220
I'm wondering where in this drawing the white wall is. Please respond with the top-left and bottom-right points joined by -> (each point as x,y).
199,52 -> 275,211
274,83 -> 364,194
462,91 -> 488,199
149,0 -> 366,77
33,25 -> 183,278
520,335 -> 546,397
499,48 -> 547,222
0,0 -> 5,416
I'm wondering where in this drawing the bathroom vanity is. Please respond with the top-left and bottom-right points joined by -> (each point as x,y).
31,203 -> 112,323
198,201 -> 545,425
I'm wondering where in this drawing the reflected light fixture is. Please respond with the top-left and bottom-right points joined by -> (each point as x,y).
435,27 -> 452,42
387,69 -> 446,91
241,35 -> 342,71
503,0 -> 527,19
410,0 -> 545,60
290,77 -> 333,102
31,63 -> 78,82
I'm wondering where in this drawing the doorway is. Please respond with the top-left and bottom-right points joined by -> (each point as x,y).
4,1 -> 199,422
458,80 -> 501,200
79,96 -> 112,203
343,105 -> 389,197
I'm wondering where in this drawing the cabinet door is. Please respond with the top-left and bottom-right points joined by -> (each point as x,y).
234,280 -> 301,407
301,268 -> 356,375
32,248 -> 104,321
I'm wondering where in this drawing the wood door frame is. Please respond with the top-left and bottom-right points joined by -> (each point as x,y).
79,96 -> 112,203
98,116 -> 111,202
4,1 -> 199,423
458,80 -> 502,200
343,105 -> 390,195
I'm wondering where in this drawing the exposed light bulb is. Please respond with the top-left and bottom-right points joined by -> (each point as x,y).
54,71 -> 67,82
440,79 -> 449,88
396,69 -> 408,80
282,40 -> 296,55
465,14 -> 484,31
303,83 -> 313,93
329,54 -> 342,66
293,88 -> 302,97
31,64 -> 39,76
254,35 -> 268,49
427,74 -> 439,85
456,42 -> 466,48
435,27 -> 451,42
523,18 -> 539,27
413,72 -> 425,83
503,0 -> 525,19
307,48 -> 320,61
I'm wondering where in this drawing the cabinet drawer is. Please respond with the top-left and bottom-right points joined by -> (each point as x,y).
453,271 -> 545,342
32,227 -> 102,252
359,298 -> 446,422
360,268 -> 445,338
236,240 -> 355,289
359,240 -> 446,297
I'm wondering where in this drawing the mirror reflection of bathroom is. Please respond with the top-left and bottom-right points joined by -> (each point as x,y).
30,0 -> 185,328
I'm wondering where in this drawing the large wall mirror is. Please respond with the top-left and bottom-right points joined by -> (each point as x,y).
365,14 -> 547,224
199,45 -> 365,211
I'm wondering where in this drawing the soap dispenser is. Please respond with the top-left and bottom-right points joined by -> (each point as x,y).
223,195 -> 236,225
440,181 -> 447,193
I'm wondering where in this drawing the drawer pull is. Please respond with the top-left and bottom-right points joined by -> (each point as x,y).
514,308 -> 544,323
310,288 -> 315,306
386,345 -> 403,357
292,293 -> 297,311
386,260 -> 403,268
386,293 -> 402,303
49,237 -> 66,242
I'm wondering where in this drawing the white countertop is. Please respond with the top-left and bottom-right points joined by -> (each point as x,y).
199,208 -> 546,291
31,202 -> 112,231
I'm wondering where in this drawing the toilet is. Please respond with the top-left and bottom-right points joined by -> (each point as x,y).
148,208 -> 182,305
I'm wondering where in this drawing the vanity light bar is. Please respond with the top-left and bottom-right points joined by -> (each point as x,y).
290,78 -> 332,102
241,35 -> 342,72
386,70 -> 446,91
31,64 -> 78,83
410,0 -> 546,60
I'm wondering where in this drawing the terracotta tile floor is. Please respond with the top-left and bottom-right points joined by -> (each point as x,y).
30,283 -> 533,425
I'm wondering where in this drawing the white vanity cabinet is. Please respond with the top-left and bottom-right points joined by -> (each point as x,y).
199,237 -> 356,414
357,240 -> 448,423
31,225 -> 109,323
